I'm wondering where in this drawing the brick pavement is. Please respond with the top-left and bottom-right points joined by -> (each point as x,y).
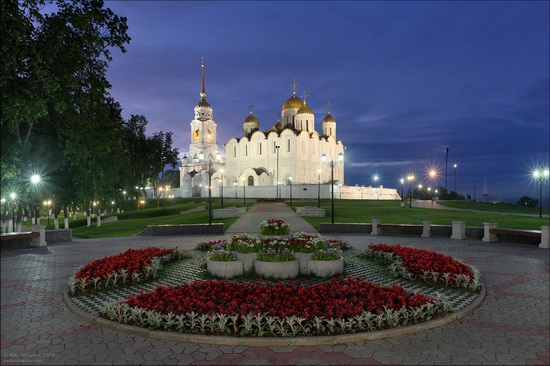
1,202 -> 549,365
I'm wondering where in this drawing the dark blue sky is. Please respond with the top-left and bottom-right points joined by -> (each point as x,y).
105,1 -> 549,202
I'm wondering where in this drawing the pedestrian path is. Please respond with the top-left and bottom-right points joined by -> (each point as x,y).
225,202 -> 317,234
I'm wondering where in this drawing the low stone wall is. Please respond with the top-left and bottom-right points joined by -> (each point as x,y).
296,207 -> 325,217
319,223 -> 372,234
213,206 -> 246,219
138,224 -> 224,236
45,229 -> 72,244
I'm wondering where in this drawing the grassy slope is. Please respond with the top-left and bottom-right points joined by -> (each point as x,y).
290,200 -> 548,230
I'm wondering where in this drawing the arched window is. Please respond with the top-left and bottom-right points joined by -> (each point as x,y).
207,129 -> 213,141
193,129 -> 199,140
247,176 -> 254,186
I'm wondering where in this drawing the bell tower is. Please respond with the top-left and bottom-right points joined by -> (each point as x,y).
189,57 -> 219,161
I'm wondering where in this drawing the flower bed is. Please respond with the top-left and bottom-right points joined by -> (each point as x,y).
101,276 -> 451,336
68,247 -> 181,295
365,244 -> 481,291
259,219 -> 290,235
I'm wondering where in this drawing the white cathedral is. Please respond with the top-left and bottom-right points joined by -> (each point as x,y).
178,60 -> 400,201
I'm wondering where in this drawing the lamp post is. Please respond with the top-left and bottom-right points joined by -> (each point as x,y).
242,177 -> 246,207
199,151 -> 213,225
373,175 -> 379,200
321,152 -> 344,224
234,181 -> 238,198
289,177 -> 293,206
220,168 -> 224,208
31,174 -> 41,225
445,146 -> 449,199
10,192 -> 16,232
407,175 -> 415,208
453,164 -> 458,193
317,168 -> 321,208
275,145 -> 280,199
400,178 -> 405,203
533,169 -> 550,218
44,199 -> 52,225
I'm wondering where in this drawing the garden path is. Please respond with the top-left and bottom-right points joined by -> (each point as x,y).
225,202 -> 317,234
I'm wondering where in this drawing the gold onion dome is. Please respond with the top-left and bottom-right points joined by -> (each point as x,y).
297,102 -> 313,115
282,94 -> 303,110
322,112 -> 336,122
244,113 -> 259,124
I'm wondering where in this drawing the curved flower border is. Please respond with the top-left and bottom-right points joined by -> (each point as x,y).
68,247 -> 184,295
100,277 -> 452,337
365,244 -> 481,291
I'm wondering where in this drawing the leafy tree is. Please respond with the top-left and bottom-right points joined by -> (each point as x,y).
516,196 -> 538,208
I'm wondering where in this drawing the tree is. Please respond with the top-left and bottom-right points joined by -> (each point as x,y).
144,131 -> 179,205
516,196 -> 538,208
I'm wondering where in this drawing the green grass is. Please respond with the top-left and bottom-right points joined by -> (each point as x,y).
290,200 -> 548,230
65,198 -> 249,239
438,200 -> 549,215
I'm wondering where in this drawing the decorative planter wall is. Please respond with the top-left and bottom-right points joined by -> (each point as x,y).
236,252 -> 257,272
295,252 -> 312,275
254,259 -> 299,279
206,260 -> 243,279
308,258 -> 344,277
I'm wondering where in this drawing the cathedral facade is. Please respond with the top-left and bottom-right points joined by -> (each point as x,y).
178,60 -> 399,200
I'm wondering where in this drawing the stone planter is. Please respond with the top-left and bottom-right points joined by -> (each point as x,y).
308,258 -> 344,277
236,252 -> 257,272
254,259 -> 299,279
206,259 -> 243,279
295,252 -> 313,275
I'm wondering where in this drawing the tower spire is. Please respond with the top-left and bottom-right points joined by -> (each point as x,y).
248,101 -> 254,115
327,101 -> 331,114
200,57 -> 206,100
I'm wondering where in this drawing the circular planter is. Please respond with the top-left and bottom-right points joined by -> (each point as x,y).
254,259 -> 299,279
308,258 -> 344,277
236,252 -> 257,272
206,259 -> 243,279
295,252 -> 313,275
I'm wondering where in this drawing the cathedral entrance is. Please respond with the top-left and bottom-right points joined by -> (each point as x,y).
247,176 -> 254,186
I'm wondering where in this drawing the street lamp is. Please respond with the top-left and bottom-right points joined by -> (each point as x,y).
317,168 -> 321,208
400,178 -> 405,203
10,192 -> 16,232
453,164 -> 458,193
234,181 -> 238,199
533,168 -> 550,218
43,199 -> 52,225
275,145 -> 280,199
321,152 -> 344,224
199,151 -> 213,225
373,174 -> 380,200
288,177 -> 293,206
31,174 -> 41,225
445,146 -> 449,199
407,175 -> 415,208
219,168 -> 224,208
242,177 -> 246,207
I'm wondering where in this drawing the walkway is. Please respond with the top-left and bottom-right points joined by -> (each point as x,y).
412,199 -> 550,218
1,221 -> 549,364
225,202 -> 317,234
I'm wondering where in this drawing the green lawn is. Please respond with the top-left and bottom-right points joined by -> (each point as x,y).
58,198 -> 247,239
43,198 -> 547,238
289,199 -> 548,230
438,200 -> 549,215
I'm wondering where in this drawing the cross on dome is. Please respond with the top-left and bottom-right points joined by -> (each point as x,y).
327,101 -> 331,114
248,101 -> 254,115
291,79 -> 298,95
302,91 -> 309,105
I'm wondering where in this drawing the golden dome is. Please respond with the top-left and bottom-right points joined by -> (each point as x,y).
297,102 -> 313,115
322,112 -> 336,123
244,113 -> 259,124
282,94 -> 303,110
